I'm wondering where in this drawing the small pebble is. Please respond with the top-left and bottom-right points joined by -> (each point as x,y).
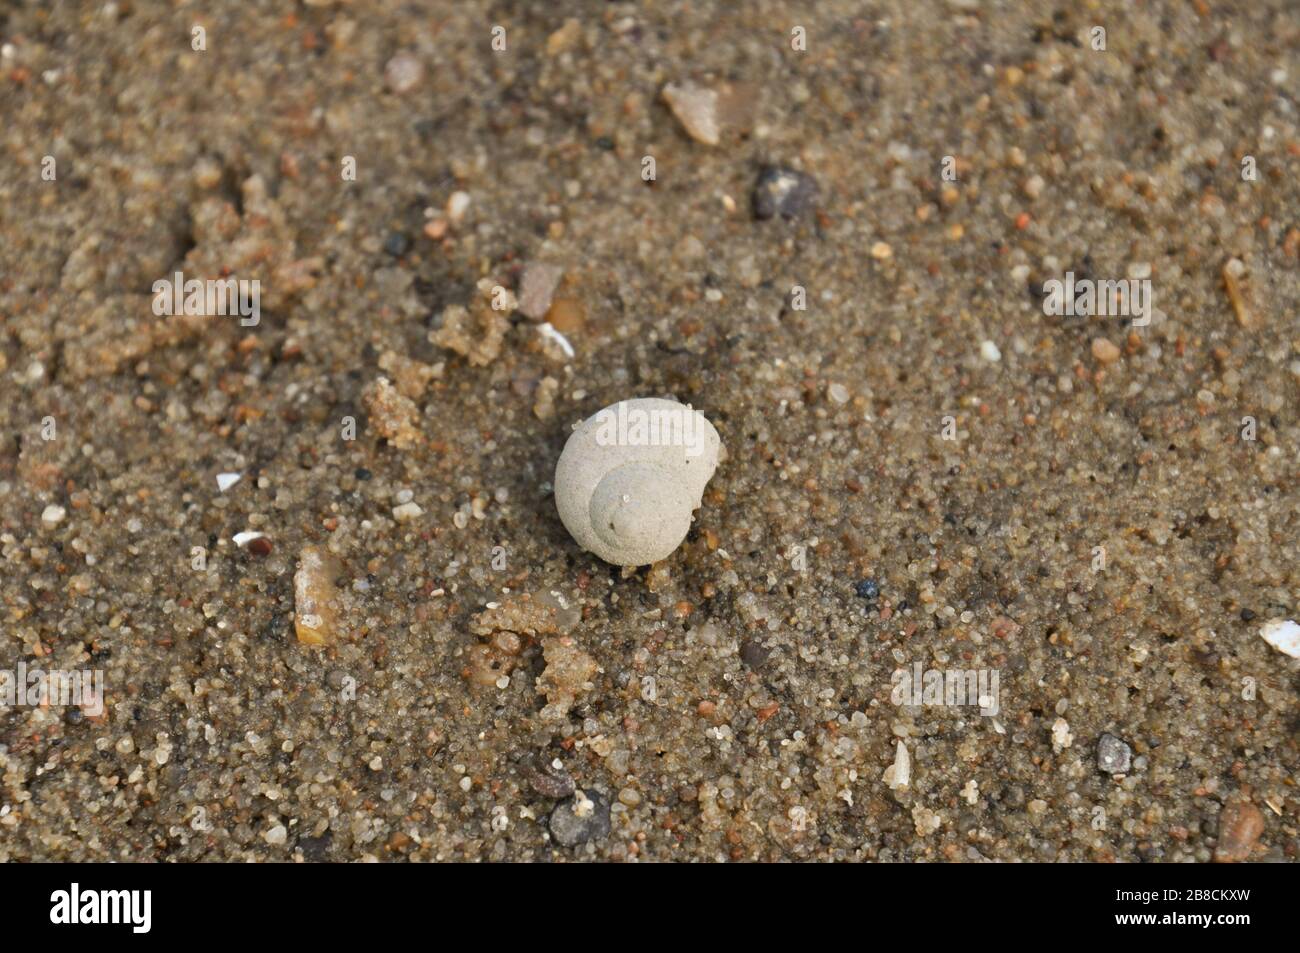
446,191 -> 471,224
980,340 -> 1002,362
384,52 -> 423,94
1096,733 -> 1132,774
854,578 -> 880,601
41,504 -> 66,525
1214,797 -> 1265,863
1091,337 -> 1121,365
1051,717 -> 1073,750
383,231 -> 411,257
526,757 -> 576,799
518,263 -> 565,321
193,157 -> 223,190
392,501 -> 423,523
752,166 -> 819,220
740,639 -> 771,670
548,789 -> 611,846
546,18 -> 583,56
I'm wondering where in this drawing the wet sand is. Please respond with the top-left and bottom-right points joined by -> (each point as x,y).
0,1 -> 1296,861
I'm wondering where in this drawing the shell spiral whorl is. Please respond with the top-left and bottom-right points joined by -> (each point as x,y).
555,398 -> 721,566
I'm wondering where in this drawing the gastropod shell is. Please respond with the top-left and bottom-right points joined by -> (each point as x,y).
554,398 -> 721,566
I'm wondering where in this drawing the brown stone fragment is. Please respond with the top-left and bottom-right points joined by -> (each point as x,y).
1214,796 -> 1264,862
294,546 -> 343,645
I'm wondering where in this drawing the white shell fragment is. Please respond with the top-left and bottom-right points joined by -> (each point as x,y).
1259,619 -> 1300,658
662,81 -> 721,146
216,472 -> 242,492
883,741 -> 911,792
554,397 -> 721,566
537,322 -> 575,359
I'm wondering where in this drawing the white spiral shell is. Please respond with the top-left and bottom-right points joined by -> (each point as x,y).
554,398 -> 721,566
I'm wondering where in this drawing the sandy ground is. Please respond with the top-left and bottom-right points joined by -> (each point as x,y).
0,0 -> 1297,861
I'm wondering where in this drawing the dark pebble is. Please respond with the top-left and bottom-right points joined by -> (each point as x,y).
247,536 -> 273,557
548,789 -> 611,847
1239,608 -> 1255,621
383,231 -> 411,256
752,166 -> 819,220
854,578 -> 880,601
297,833 -> 332,861
526,757 -> 576,799
740,639 -> 771,670
999,784 -> 1026,809
259,619 -> 288,643
354,467 -> 372,481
